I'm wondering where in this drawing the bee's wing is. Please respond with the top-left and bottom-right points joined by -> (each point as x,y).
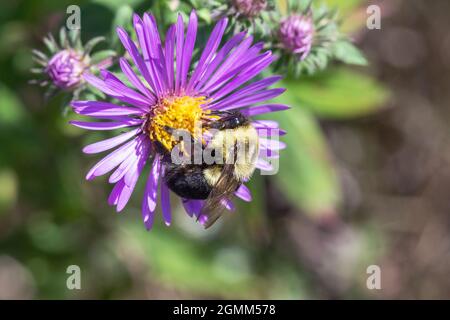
199,164 -> 240,229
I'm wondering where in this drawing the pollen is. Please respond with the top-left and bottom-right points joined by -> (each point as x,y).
148,95 -> 213,151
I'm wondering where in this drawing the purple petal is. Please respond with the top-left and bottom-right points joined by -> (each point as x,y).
187,17 -> 228,92
200,36 -> 253,92
212,75 -> 281,103
251,120 -> 280,129
180,10 -> 198,90
198,214 -> 209,226
101,70 -> 153,108
119,58 -> 155,100
259,138 -> 287,150
259,148 -> 279,159
109,152 -> 139,184
142,156 -> 161,229
256,127 -> 287,136
221,199 -> 235,211
72,100 -> 145,117
160,183 -> 172,226
142,196 -> 155,230
108,134 -> 151,184
69,119 -> 142,130
206,52 -> 274,102
256,158 -> 274,171
175,14 -> 184,94
84,72 -> 152,110
116,26 -> 160,96
165,25 -> 175,92
132,18 -> 161,94
205,42 -> 267,95
82,72 -> 118,96
95,56 -> 114,70
86,137 -> 140,180
113,144 -> 149,212
221,89 -> 286,110
235,184 -> 252,202
116,178 -> 138,212
240,104 -> 290,117
124,139 -> 151,187
83,128 -> 140,154
194,32 -> 246,93
206,56 -> 268,100
142,14 -> 169,92
143,13 -> 163,60
115,182 -> 132,212
182,198 -> 203,218
108,179 -> 125,206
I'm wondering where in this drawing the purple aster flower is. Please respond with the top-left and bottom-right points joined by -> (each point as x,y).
278,14 -> 314,61
46,49 -> 89,90
207,0 -> 273,35
31,28 -> 115,98
272,1 -> 365,76
71,11 -> 288,229
232,0 -> 268,18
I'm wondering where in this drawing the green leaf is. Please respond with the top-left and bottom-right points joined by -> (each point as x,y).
43,35 -> 58,53
319,0 -> 370,33
333,40 -> 368,66
59,27 -> 68,48
238,175 -> 269,237
116,222 -> 260,298
282,68 -> 390,119
0,168 -> 18,212
90,49 -> 116,65
321,0 -> 365,16
93,0 -> 145,11
276,0 -> 289,15
0,83 -> 26,125
268,88 -> 341,217
111,5 -> 133,49
196,8 -> 212,24
27,220 -> 71,253
68,29 -> 81,50
83,36 -> 105,55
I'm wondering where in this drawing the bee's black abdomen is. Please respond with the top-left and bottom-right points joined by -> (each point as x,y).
164,164 -> 212,200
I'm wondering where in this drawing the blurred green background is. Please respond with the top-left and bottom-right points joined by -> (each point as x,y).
1,0 -> 449,299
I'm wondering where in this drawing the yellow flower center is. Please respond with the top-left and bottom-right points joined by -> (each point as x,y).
148,95 -> 214,151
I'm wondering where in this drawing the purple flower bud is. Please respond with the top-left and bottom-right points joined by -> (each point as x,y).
278,14 -> 314,60
46,49 -> 89,90
232,0 -> 267,17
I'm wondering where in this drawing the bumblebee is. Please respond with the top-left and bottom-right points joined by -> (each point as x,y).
161,111 -> 259,228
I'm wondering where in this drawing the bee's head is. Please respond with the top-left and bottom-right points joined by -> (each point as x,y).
209,111 -> 249,130
228,112 -> 248,128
